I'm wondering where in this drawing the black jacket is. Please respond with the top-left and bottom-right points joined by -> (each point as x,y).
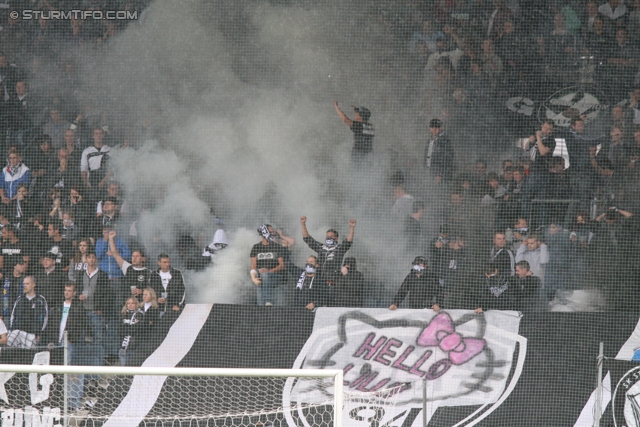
333,270 -> 365,307
294,273 -> 329,307
36,268 -> 67,311
490,247 -> 515,277
2,274 -> 25,319
392,269 -> 441,309
45,298 -> 87,345
119,308 -> 145,351
424,133 -> 455,180
514,276 -> 542,312
475,273 -> 517,311
150,268 -> 186,312
141,304 -> 160,332
10,293 -> 48,335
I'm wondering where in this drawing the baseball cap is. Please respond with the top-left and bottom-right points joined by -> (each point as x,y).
42,249 -> 58,260
354,107 -> 371,121
430,119 -> 443,128
412,256 -> 427,266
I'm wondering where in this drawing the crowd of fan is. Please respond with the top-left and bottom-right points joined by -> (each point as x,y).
0,0 -> 193,330
357,0 -> 640,313
377,0 -> 640,124
0,0 -> 639,384
0,0 -> 190,412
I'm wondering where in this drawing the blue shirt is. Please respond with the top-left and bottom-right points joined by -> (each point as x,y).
95,237 -> 131,279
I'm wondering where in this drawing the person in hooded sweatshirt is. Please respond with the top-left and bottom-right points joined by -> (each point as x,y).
333,257 -> 366,307
473,262 -> 516,313
389,256 -> 442,311
202,228 -> 229,262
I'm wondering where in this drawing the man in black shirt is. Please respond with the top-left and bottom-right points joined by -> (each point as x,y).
0,224 -> 29,278
107,231 -> 151,298
36,251 -> 66,311
490,231 -> 515,277
524,121 -> 556,169
514,260 -> 542,312
405,200 -> 425,254
389,256 -> 441,310
565,118 -> 589,169
1,259 -> 27,320
430,224 -> 452,286
45,219 -> 74,271
249,224 -> 284,306
424,118 -> 455,182
334,257 -> 365,308
473,263 -> 516,312
333,101 -> 374,160
8,275 -> 48,348
522,120 -> 556,226
300,216 -> 356,286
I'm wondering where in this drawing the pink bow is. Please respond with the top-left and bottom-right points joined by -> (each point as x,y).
416,312 -> 486,365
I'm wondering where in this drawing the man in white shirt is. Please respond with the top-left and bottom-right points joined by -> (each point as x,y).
80,127 -> 111,189
149,254 -> 185,318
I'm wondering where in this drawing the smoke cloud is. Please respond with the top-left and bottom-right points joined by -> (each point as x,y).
70,0 -> 448,304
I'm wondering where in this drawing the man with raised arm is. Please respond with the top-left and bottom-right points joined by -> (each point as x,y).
95,224 -> 131,308
107,230 -> 151,298
333,101 -> 375,160
300,216 -> 356,288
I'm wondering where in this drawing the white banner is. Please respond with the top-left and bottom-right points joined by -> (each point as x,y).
284,308 -> 526,427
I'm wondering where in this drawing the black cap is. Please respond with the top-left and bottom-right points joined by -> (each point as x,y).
354,107 -> 371,121
412,256 -> 427,266
429,119 -> 443,128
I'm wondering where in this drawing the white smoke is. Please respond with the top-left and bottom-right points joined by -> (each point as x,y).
77,0 -> 428,304
186,228 -> 257,304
